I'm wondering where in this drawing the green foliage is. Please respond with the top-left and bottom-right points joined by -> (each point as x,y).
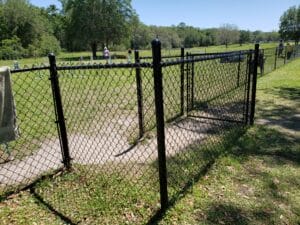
42,4 -> 67,47
279,5 -> 300,44
0,36 -> 24,59
239,30 -> 251,45
0,0 -> 284,59
216,24 -> 240,47
63,0 -> 135,57
33,34 -> 61,56
0,0 -> 61,57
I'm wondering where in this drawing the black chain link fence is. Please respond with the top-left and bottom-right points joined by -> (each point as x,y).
0,41 -> 299,223
261,44 -> 300,74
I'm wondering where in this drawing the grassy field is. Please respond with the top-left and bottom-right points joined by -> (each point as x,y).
0,42 -> 279,67
0,45 -> 298,224
1,46 -> 249,163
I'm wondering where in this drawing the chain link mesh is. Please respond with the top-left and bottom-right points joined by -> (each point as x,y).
161,51 -> 253,197
33,65 -> 161,223
0,67 -> 63,195
1,45 -> 299,223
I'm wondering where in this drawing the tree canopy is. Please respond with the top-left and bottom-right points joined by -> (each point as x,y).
62,0 -> 135,58
216,24 -> 239,48
0,0 -> 60,59
279,5 -> 300,44
0,0 -> 286,60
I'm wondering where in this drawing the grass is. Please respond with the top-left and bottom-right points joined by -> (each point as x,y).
157,58 -> 300,224
0,42 -> 278,67
0,124 -> 245,224
3,44 -> 251,163
0,46 -> 299,224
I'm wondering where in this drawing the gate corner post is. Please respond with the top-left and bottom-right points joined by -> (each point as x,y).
250,44 -> 259,126
48,53 -> 71,170
151,38 -> 169,211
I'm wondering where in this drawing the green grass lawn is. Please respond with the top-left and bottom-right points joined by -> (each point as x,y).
0,42 -> 278,67
0,48 -> 299,225
2,47 -> 250,164
158,58 -> 300,225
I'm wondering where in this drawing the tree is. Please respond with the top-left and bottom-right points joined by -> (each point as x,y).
62,0 -> 134,58
42,5 -> 67,48
216,24 -> 240,48
0,0 -> 61,57
239,30 -> 251,46
265,31 -> 280,42
0,35 -> 24,59
1,0 -> 39,48
279,5 -> 300,44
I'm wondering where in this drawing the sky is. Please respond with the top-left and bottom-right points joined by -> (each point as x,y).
30,0 -> 300,31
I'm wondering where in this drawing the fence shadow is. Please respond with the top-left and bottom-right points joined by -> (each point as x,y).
196,125 -> 300,225
30,187 -> 78,225
147,120 -> 248,224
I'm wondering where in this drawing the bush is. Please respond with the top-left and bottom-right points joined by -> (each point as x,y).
0,36 -> 25,60
35,34 -> 61,56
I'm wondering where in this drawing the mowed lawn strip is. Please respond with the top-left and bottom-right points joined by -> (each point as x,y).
158,59 -> 300,224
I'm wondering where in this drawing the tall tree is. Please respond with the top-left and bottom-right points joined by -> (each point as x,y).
43,4 -> 66,48
1,0 -> 39,47
216,24 -> 239,48
279,5 -> 300,44
239,30 -> 251,46
62,0 -> 134,58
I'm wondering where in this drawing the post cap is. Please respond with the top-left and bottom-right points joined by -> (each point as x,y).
151,38 -> 161,47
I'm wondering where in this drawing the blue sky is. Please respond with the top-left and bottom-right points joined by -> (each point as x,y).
30,0 -> 300,31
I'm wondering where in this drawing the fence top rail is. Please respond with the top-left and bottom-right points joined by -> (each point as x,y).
140,54 -> 182,60
188,49 -> 252,57
10,61 -> 153,74
56,62 -> 153,71
11,66 -> 50,74
161,50 -> 253,67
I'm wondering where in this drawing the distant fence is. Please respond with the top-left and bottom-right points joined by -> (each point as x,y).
261,45 -> 300,74
1,41 -> 298,223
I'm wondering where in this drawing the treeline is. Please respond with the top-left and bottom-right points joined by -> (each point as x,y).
0,0 -> 62,59
133,23 -> 280,49
0,0 -> 280,59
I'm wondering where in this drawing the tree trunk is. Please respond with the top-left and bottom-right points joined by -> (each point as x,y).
91,42 -> 97,59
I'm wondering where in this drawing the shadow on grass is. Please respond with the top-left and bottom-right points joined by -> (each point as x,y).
30,187 -> 78,225
147,121 -> 247,224
196,125 -> 300,225
149,120 -> 299,224
205,203 -> 251,225
267,87 -> 300,101
256,98 -> 300,132
233,125 -> 300,165
202,203 -> 274,225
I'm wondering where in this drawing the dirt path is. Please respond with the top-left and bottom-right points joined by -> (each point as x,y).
0,116 -> 223,186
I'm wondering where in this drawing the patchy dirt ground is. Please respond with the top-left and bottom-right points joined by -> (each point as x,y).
0,115 -> 228,186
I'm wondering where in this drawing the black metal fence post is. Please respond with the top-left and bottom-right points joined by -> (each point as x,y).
274,47 -> 278,70
250,44 -> 259,125
191,55 -> 195,110
180,47 -> 185,116
186,52 -> 190,113
237,51 -> 241,87
261,49 -> 265,75
245,52 -> 252,124
48,53 -> 71,170
134,50 -> 144,139
151,39 -> 169,211
284,47 -> 287,64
